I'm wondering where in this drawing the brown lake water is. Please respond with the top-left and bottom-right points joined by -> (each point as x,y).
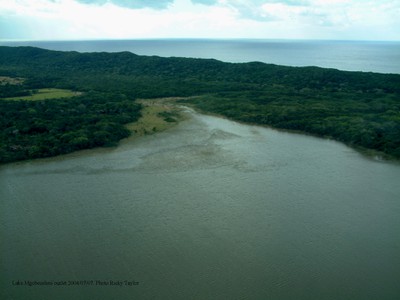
1,108 -> 400,299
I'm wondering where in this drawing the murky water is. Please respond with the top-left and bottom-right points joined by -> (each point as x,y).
1,108 -> 400,299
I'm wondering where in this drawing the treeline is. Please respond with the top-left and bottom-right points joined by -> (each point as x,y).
0,92 -> 141,163
0,46 -> 400,161
0,84 -> 33,98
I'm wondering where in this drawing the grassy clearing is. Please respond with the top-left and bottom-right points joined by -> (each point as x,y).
4,88 -> 79,101
0,76 -> 24,85
126,98 -> 186,137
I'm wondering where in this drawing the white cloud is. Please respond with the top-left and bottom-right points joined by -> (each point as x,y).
0,0 -> 399,40
75,0 -> 174,9
261,3 -> 308,20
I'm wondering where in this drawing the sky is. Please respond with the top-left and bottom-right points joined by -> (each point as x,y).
0,0 -> 399,41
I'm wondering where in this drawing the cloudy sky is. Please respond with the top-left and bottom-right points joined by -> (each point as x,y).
0,0 -> 399,41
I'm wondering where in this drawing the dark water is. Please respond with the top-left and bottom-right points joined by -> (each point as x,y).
1,108 -> 400,299
1,39 -> 400,74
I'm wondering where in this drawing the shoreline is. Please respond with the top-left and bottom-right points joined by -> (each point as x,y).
178,100 -> 399,163
1,96 -> 398,166
0,98 -> 189,166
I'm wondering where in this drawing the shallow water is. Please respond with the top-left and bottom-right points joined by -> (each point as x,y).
1,108 -> 400,299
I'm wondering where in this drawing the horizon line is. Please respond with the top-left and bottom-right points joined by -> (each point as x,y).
1,37 -> 400,43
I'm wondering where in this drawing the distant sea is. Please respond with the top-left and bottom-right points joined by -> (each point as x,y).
1,39 -> 400,74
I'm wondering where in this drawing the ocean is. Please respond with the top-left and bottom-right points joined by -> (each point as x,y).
1,39 -> 399,74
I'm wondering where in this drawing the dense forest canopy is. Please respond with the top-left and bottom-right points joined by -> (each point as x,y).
0,46 -> 399,163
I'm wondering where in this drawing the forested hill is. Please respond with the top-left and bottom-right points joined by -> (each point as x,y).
1,46 -> 400,161
1,46 -> 399,96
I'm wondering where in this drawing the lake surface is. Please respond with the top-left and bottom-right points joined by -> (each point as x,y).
1,108 -> 400,299
1,39 -> 400,74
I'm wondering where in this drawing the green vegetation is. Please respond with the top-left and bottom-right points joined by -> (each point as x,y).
0,91 -> 141,163
0,46 -> 399,163
126,99 -> 184,136
158,110 -> 180,122
0,76 -> 24,85
3,88 -> 78,101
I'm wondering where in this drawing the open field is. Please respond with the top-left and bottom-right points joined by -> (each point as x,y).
126,98 -> 187,137
3,88 -> 79,101
0,76 -> 24,85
